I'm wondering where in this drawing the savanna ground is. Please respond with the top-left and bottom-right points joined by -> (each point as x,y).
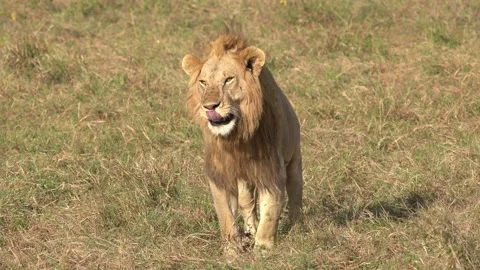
1,0 -> 479,269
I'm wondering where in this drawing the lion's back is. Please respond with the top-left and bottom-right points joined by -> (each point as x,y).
259,68 -> 301,165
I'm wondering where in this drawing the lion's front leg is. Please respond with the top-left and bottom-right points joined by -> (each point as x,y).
208,181 -> 242,252
238,179 -> 258,238
254,186 -> 285,250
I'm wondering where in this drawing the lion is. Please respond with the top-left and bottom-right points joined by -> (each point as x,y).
181,31 -> 302,252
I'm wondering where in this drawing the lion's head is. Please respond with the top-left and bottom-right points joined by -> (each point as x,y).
181,33 -> 266,139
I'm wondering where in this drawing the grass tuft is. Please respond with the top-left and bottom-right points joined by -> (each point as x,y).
4,38 -> 47,75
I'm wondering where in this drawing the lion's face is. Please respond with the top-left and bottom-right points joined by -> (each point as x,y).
196,56 -> 245,136
182,46 -> 265,137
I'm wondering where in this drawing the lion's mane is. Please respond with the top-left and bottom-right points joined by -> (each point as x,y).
186,32 -> 288,193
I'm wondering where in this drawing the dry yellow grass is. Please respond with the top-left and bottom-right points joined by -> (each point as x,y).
1,0 -> 479,269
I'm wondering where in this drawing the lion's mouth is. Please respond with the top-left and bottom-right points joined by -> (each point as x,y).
208,113 -> 234,126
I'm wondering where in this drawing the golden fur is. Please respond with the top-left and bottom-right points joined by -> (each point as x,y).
181,31 -> 303,251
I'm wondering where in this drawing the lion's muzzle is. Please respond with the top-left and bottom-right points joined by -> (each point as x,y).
206,110 -> 235,126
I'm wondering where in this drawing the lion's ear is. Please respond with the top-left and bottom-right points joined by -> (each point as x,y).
240,46 -> 265,76
182,54 -> 203,76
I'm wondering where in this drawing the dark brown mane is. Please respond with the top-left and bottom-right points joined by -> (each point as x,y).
209,31 -> 249,57
186,32 -> 282,192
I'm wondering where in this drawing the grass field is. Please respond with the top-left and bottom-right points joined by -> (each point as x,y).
1,0 -> 479,268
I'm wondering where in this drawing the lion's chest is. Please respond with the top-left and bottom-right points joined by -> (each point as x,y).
205,144 -> 283,190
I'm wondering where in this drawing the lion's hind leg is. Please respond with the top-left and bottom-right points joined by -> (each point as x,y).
286,149 -> 303,223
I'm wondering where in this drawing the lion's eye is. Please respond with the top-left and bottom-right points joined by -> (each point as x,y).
199,80 -> 207,87
225,77 -> 235,84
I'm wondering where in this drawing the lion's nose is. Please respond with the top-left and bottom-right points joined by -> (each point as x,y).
203,102 -> 220,110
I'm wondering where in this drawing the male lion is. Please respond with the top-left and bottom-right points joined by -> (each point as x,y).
181,32 -> 302,252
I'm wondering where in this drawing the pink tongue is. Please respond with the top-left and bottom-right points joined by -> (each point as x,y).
206,110 -> 222,121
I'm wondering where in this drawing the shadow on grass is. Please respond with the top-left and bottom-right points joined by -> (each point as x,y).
329,191 -> 437,226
